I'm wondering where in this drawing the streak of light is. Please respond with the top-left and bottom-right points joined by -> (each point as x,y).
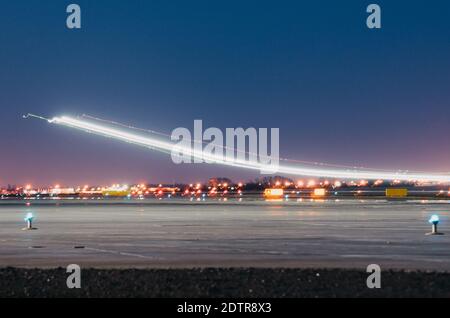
25,114 -> 450,182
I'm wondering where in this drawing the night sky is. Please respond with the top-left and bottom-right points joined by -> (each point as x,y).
1,0 -> 449,186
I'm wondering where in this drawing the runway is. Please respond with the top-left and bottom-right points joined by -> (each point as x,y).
1,199 -> 449,270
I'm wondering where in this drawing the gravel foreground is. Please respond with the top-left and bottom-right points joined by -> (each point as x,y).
1,267 -> 449,298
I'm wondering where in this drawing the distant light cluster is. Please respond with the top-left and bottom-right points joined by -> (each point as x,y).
2,178 -> 450,201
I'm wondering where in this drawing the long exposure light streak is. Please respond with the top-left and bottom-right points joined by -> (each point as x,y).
25,114 -> 450,182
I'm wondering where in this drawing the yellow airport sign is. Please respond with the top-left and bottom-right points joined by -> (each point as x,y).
385,188 -> 408,198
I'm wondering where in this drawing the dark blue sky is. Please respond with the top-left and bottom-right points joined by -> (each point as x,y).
1,0 -> 449,186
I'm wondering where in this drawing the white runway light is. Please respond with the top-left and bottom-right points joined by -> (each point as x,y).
25,114 -> 450,182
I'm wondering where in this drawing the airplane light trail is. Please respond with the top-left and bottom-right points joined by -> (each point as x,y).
24,114 -> 450,182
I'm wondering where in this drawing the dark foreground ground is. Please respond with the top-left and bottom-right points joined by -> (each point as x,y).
1,267 -> 449,298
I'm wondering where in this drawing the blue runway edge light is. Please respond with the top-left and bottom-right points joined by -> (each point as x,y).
24,212 -> 34,222
22,212 -> 37,230
426,214 -> 443,236
428,214 -> 440,225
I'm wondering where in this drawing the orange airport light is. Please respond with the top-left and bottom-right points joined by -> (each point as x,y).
264,188 -> 284,199
313,188 -> 326,197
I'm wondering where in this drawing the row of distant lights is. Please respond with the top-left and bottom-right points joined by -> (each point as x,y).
11,180 -> 450,199
276,179 -> 388,188
14,178 -> 437,192
19,179 -> 383,191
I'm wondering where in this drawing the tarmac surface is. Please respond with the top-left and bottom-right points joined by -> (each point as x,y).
1,199 -> 449,271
